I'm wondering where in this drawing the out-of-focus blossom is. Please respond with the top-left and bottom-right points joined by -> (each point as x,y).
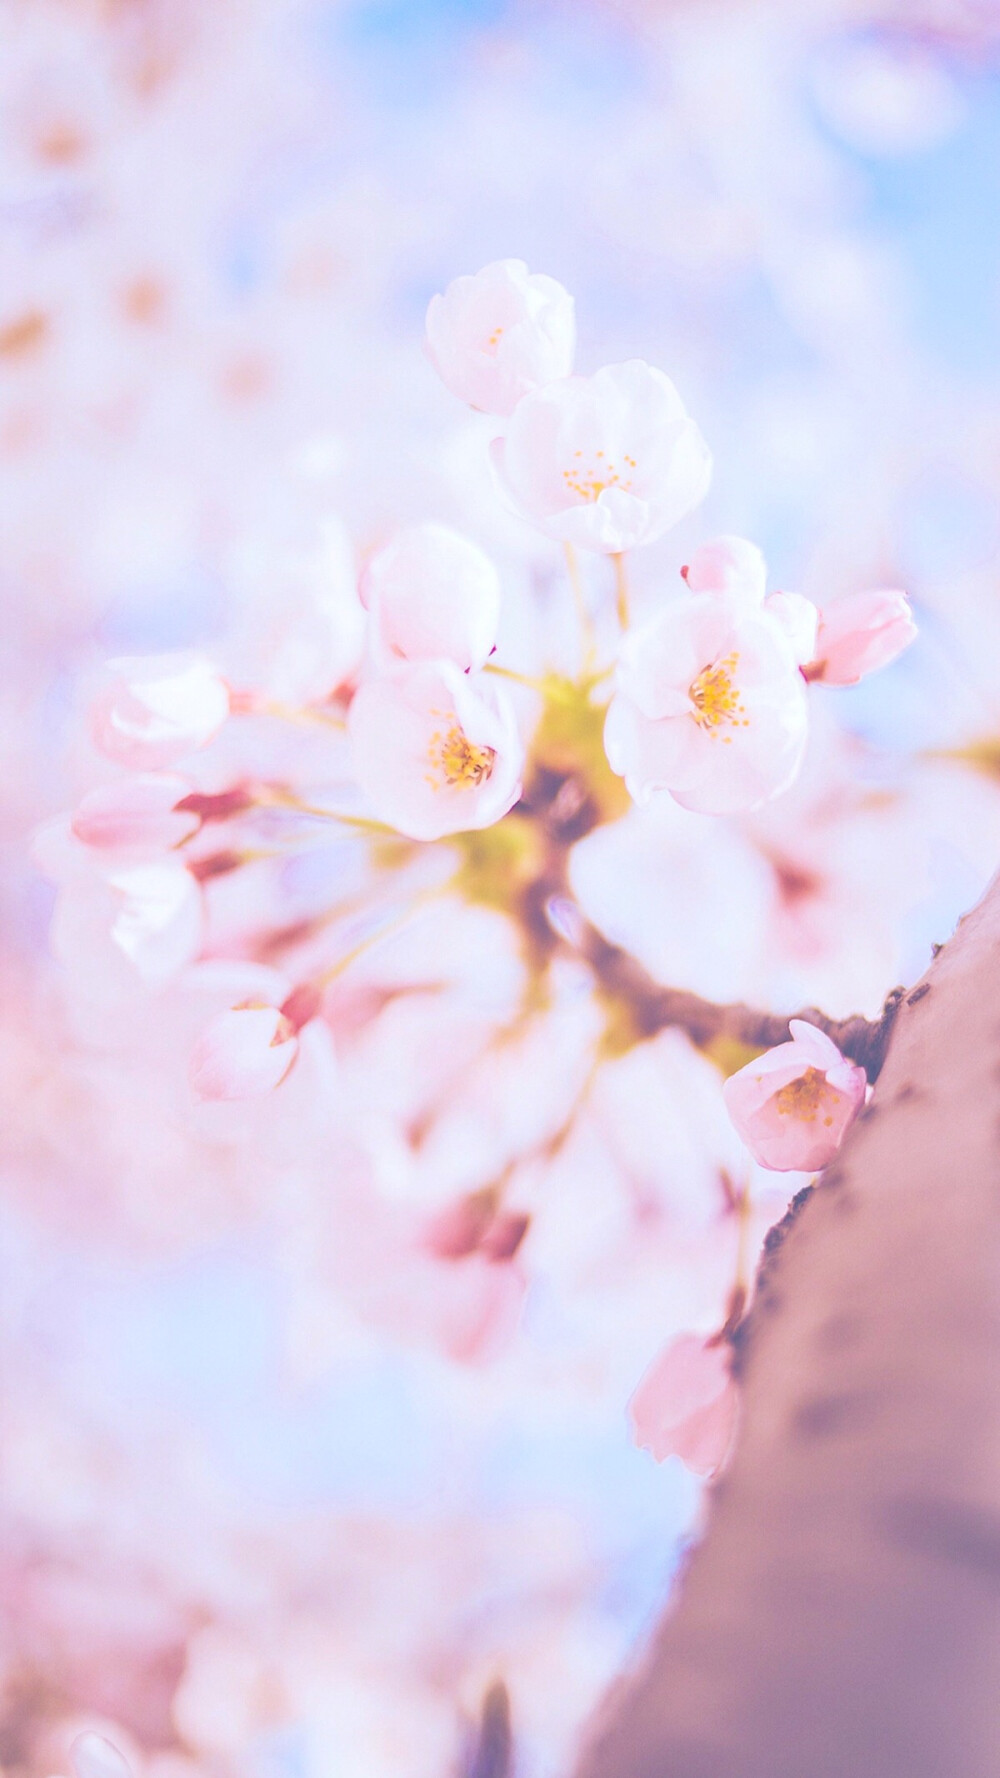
425,258 -> 575,416
604,593 -> 808,814
227,513 -> 365,703
40,841 -> 204,992
764,591 -> 820,665
805,589 -> 916,686
360,522 -> 501,673
628,1333 -> 738,1476
684,536 -> 767,602
71,775 -> 198,859
91,655 -> 230,768
723,1019 -> 866,1172
69,1737 -> 133,1778
189,1002 -> 304,1101
348,660 -> 524,840
491,361 -> 711,554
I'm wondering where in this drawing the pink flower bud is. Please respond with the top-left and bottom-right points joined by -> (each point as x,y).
360,523 -> 501,673
92,653 -> 230,768
629,1333 -> 738,1476
70,1736 -> 133,1778
425,259 -> 575,416
806,588 -> 916,685
71,774 -> 199,858
723,1018 -> 867,1172
189,1003 -> 302,1101
492,360 -> 711,555
683,536 -> 767,602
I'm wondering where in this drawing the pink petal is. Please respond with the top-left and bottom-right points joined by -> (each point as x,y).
190,1005 -> 300,1101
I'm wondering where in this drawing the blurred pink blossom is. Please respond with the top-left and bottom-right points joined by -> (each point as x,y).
92,655 -> 230,769
628,1333 -> 738,1476
189,1002 -> 302,1101
360,522 -> 501,673
71,775 -> 198,859
69,1737 -> 133,1778
425,258 -> 575,416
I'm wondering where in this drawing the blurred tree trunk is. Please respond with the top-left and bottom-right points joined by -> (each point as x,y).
576,871 -> 1000,1778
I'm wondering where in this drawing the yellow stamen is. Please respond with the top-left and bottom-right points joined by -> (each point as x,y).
561,452 -> 635,503
774,1067 -> 836,1126
689,651 -> 750,742
427,721 -> 496,789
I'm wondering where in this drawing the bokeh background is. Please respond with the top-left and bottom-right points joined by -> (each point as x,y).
4,2 -> 1000,1775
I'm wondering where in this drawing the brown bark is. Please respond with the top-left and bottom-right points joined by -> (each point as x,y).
575,871 -> 1000,1778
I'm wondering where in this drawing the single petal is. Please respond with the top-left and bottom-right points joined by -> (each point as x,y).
190,1004 -> 300,1101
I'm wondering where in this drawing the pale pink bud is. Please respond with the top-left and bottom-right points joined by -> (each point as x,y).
347,659 -> 524,841
723,1018 -> 867,1172
806,588 -> 916,686
425,259 -> 575,416
92,653 -> 230,768
684,536 -> 767,602
70,1736 -> 133,1778
190,1003 -> 301,1101
492,360 -> 711,555
360,523 -> 501,673
629,1333 -> 738,1477
50,858 -> 203,990
604,593 -> 807,814
71,774 -> 199,858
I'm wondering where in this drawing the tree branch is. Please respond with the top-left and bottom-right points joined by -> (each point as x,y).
577,919 -> 903,1080
573,871 -> 1000,1778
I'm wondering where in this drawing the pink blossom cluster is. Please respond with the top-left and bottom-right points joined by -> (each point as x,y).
4,6 -> 997,1774
27,262 -> 918,1523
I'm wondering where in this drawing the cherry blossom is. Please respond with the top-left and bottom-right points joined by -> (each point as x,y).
723,1019 -> 867,1172
92,654 -> 230,769
604,592 -> 808,814
38,829 -> 204,995
69,1737 -> 133,1778
684,536 -> 767,602
347,659 -> 524,840
71,774 -> 199,858
685,536 -> 819,663
425,258 -> 575,416
629,1333 -> 738,1476
360,522 -> 501,673
805,588 -> 916,685
491,361 -> 711,553
190,1003 -> 302,1101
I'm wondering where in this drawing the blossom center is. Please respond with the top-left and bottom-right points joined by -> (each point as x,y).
562,448 -> 637,504
689,652 -> 748,741
484,325 -> 504,356
427,721 -> 496,789
774,1066 -> 836,1127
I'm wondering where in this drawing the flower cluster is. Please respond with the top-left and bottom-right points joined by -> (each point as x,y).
36,260 -> 916,1492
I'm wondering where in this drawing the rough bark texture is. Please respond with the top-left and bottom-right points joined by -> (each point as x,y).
575,872 -> 1000,1778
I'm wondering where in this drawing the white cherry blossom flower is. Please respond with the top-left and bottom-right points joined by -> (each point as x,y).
604,592 -> 808,814
360,522 -> 501,673
92,652 -> 230,768
425,258 -> 575,416
491,360 -> 711,554
348,660 -> 524,841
